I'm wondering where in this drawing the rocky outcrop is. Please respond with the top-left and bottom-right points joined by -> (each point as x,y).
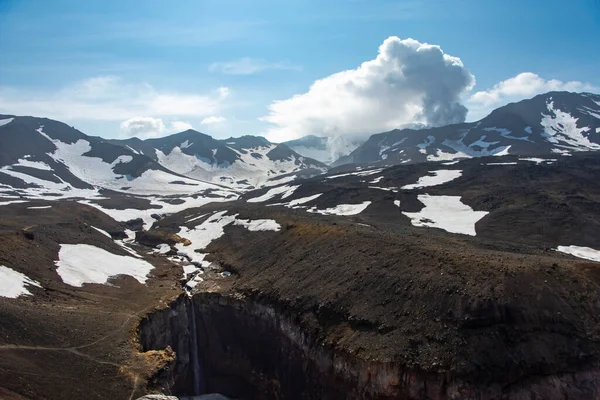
138,292 -> 600,399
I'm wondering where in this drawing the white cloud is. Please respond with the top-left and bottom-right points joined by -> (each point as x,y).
120,118 -> 195,138
120,117 -> 166,138
170,120 -> 194,132
261,36 -> 475,143
466,72 -> 598,121
0,76 -> 229,122
209,58 -> 301,75
201,116 -> 227,125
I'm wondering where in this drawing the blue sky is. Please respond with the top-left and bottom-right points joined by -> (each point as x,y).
0,0 -> 598,141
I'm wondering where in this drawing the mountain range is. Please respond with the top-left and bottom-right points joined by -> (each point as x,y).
0,116 -> 326,199
1,91 -> 599,200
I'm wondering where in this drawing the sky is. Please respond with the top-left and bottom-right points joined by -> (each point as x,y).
0,0 -> 598,143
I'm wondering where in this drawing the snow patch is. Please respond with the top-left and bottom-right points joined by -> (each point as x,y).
403,195 -> 488,236
11,158 -> 53,171
55,244 -> 154,287
402,170 -> 462,190
307,201 -> 371,216
233,218 -> 281,231
91,226 -> 111,238
246,185 -> 299,202
519,158 -> 557,164
287,193 -> 323,207
325,168 -> 384,180
0,200 -> 28,206
27,205 -> 52,209
541,102 -> 599,150
0,265 -> 41,298
0,117 -> 14,127
556,245 -> 600,262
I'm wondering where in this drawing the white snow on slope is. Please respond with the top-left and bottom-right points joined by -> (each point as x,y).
0,200 -> 28,206
287,193 -> 323,207
394,200 -> 401,208
27,205 -> 52,209
0,166 -> 101,200
307,201 -> 371,216
175,211 -> 280,277
426,149 -> 469,162
556,245 -> 600,262
91,226 -> 111,238
325,168 -> 384,180
34,126 -> 217,196
369,186 -> 398,192
541,102 -> 600,150
403,195 -> 488,236
469,135 -> 499,149
551,148 -> 572,156
485,162 -> 517,166
80,194 -> 235,230
484,127 -> 531,142
55,244 -> 155,287
269,193 -> 323,208
234,218 -> 281,231
11,158 -> 53,170
519,158 -> 557,164
0,118 -> 14,127
156,143 -> 322,190
246,185 -> 299,202
417,136 -> 435,154
441,130 -> 512,159
0,265 -> 41,298
402,170 -> 462,190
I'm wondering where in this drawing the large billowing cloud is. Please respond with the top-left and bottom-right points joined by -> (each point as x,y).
262,36 -> 475,143
466,72 -> 598,121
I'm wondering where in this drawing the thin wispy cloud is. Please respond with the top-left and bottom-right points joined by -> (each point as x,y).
201,116 -> 227,125
0,76 -> 230,121
209,58 -> 302,75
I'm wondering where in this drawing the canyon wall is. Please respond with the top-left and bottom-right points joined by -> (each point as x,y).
138,292 -> 600,399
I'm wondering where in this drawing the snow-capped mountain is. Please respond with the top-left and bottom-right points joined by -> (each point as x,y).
0,116 -> 326,200
116,130 -> 327,190
333,92 -> 600,166
283,135 -> 363,165
0,115 -> 226,199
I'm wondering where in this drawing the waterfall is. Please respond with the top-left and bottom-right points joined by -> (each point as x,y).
187,298 -> 202,395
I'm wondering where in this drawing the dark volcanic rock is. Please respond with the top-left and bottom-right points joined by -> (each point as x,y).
125,218 -> 145,231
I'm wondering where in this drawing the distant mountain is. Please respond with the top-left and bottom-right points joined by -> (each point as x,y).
133,131 -> 326,189
333,91 -> 600,166
283,135 -> 362,164
0,115 -> 216,198
0,116 -> 326,198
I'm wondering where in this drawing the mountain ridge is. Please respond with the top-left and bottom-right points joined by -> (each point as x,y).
332,91 -> 600,166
